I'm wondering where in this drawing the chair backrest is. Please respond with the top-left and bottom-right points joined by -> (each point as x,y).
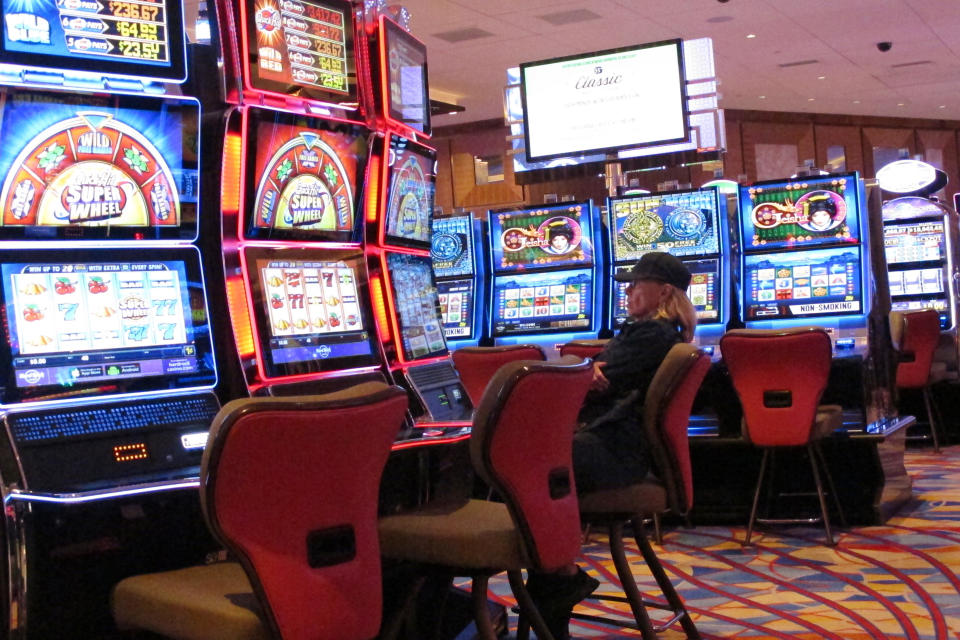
200,382 -> 408,640
558,339 -> 608,360
451,344 -> 547,406
720,327 -> 832,447
890,309 -> 940,389
642,343 -> 711,515
471,356 -> 593,572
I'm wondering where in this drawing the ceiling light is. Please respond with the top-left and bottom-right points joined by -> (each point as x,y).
758,95 -> 766,99
939,105 -> 947,109
817,76 -> 826,80
746,34 -> 756,39
853,100 -> 861,104
897,103 -> 905,107
808,97 -> 815,101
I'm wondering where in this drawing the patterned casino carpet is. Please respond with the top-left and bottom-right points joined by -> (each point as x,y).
483,445 -> 960,639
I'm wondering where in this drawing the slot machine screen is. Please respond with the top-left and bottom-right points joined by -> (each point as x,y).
742,246 -> 864,321
609,188 -> 721,261
385,253 -> 447,360
0,247 -> 216,405
241,0 -> 358,106
887,267 -> 944,297
245,246 -> 379,378
883,220 -> 945,264
432,215 -> 474,278
0,89 -> 199,241
612,258 -> 721,327
740,174 -> 861,250
384,135 -> 435,249
492,269 -> 593,336
379,16 -> 430,135
243,108 -> 370,242
436,278 -> 474,339
0,0 -> 187,82
489,202 -> 595,273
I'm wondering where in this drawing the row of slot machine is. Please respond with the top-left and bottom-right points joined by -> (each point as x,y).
0,0 -> 471,634
432,173 -> 960,425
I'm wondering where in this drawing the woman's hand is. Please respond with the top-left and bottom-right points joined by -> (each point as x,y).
590,361 -> 610,392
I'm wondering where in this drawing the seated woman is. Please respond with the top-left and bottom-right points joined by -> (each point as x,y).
527,251 -> 697,639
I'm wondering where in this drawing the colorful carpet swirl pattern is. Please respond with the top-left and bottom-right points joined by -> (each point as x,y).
488,446 -> 960,639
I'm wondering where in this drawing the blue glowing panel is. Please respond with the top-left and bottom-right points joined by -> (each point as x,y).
489,202 -> 594,274
743,246 -> 863,321
431,215 -> 474,278
740,174 -> 861,251
492,269 -> 592,336
609,188 -> 720,261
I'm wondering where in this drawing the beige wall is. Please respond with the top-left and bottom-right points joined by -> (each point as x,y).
431,109 -> 960,212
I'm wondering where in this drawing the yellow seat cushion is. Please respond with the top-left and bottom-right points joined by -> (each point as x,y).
379,499 -> 525,571
578,480 -> 667,519
112,562 -> 270,640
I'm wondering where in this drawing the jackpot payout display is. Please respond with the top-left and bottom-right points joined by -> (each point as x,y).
239,0 -> 358,106
0,0 -> 188,82
487,201 -> 602,352
738,173 -> 871,353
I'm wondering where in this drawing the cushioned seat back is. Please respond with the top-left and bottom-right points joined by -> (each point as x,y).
642,344 -> 711,515
471,356 -> 593,571
200,382 -> 408,640
452,344 -> 547,406
720,328 -> 832,447
890,309 -> 940,389
559,340 -> 608,360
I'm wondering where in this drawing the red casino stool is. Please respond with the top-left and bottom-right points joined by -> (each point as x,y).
890,308 -> 944,452
558,339 -> 609,360
378,356 -> 593,640
720,327 -> 846,546
111,382 -> 408,640
451,344 -> 547,407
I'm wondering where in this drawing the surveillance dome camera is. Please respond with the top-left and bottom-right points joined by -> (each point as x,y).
717,0 -> 730,3
877,41 -> 893,52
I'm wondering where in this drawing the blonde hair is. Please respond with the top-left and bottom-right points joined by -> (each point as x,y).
652,284 -> 697,343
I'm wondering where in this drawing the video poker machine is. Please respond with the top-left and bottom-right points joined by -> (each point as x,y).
431,213 -> 488,349
487,201 -> 604,357
606,185 -> 733,358
0,0 -> 223,632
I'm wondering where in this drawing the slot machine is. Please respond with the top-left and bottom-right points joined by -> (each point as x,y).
486,201 -> 604,357
431,213 -> 488,349
605,185 -> 733,358
737,172 -> 896,429
876,159 -> 960,373
363,15 -> 472,425
209,0 -> 393,400
0,0 -> 221,633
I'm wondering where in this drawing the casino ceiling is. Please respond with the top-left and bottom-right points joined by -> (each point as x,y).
181,0 -> 960,125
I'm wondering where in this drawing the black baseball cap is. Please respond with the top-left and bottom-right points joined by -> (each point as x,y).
613,252 -> 692,290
